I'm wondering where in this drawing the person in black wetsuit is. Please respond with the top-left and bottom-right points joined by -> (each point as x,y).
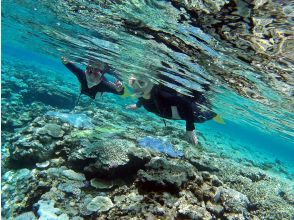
61,57 -> 124,99
126,75 -> 217,145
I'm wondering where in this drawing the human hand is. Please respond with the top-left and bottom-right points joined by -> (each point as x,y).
115,80 -> 123,92
125,104 -> 138,110
61,57 -> 69,64
185,130 -> 198,146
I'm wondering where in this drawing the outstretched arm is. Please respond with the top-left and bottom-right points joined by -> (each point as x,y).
97,80 -> 124,95
61,57 -> 85,80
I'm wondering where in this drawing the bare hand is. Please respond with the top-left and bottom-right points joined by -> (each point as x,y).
185,130 -> 198,146
61,57 -> 69,64
126,104 -> 138,110
115,80 -> 123,92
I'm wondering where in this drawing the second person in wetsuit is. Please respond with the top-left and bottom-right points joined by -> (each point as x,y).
61,57 -> 124,99
126,75 -> 217,145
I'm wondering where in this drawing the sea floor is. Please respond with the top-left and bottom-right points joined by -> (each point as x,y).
1,59 -> 294,219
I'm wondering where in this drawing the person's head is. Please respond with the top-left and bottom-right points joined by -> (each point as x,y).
86,61 -> 106,77
129,75 -> 154,97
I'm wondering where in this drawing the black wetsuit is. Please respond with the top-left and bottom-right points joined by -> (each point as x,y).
136,85 -> 216,131
64,62 -> 124,99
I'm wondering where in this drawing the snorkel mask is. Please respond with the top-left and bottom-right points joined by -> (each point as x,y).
86,61 -> 106,78
129,76 -> 153,97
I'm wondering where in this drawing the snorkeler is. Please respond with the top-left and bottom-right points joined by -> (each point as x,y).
61,57 -> 124,99
126,75 -> 217,146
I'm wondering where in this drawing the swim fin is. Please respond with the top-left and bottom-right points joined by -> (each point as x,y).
121,86 -> 135,99
213,114 -> 225,124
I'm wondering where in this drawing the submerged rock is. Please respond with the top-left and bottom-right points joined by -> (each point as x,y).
90,178 -> 114,190
36,123 -> 64,138
189,157 -> 220,172
177,204 -> 212,219
113,191 -> 144,214
214,187 -> 250,213
211,175 -> 223,187
14,211 -> 37,220
3,168 -> 32,183
206,201 -> 224,217
57,182 -> 82,196
36,161 -> 50,169
36,200 -> 69,220
62,169 -> 86,181
10,118 -> 68,164
86,196 -> 114,213
11,136 -> 54,164
1,169 -> 45,218
69,139 -> 141,178
137,157 -> 195,192
128,147 -> 152,165
240,169 -> 266,182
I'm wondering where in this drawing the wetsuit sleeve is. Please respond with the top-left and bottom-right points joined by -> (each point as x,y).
97,79 -> 124,95
63,62 -> 88,90
136,99 -> 143,108
158,90 -> 195,131
64,62 -> 85,78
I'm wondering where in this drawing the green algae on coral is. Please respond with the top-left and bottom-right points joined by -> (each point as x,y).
90,178 -> 114,190
70,126 -> 124,140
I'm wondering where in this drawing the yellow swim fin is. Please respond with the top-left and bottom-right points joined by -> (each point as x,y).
213,114 -> 225,124
121,86 -> 134,99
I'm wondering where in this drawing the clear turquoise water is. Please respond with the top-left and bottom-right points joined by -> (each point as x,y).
2,0 -> 293,176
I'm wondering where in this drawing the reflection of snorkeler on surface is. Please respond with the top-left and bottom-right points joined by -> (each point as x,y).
126,74 -> 221,146
61,57 -> 124,99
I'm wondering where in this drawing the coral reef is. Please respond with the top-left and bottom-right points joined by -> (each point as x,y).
86,196 -> 114,213
1,1 -> 293,220
36,200 -> 69,220
137,157 -> 195,192
2,93 -> 293,219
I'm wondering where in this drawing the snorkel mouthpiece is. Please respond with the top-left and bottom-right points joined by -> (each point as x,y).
129,75 -> 153,98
